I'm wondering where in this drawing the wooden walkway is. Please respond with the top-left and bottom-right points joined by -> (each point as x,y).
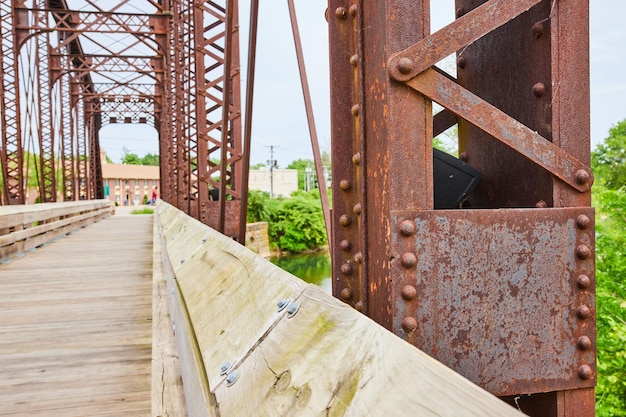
0,213 -> 154,417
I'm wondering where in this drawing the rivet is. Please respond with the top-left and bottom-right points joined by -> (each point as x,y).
339,179 -> 352,191
353,203 -> 362,216
535,200 -> 548,208
354,252 -> 363,264
287,302 -> 300,318
576,214 -> 591,230
578,364 -> 592,380
335,7 -> 347,19
399,220 -> 416,237
226,370 -> 239,386
577,335 -> 592,351
351,104 -> 360,116
577,305 -> 591,320
341,263 -> 353,275
339,215 -> 352,227
202,238 -> 208,243
576,245 -> 591,260
577,274 -> 591,290
350,54 -> 359,67
532,22 -> 544,39
457,56 -> 467,69
455,7 -> 466,18
401,317 -> 418,333
352,153 -> 361,166
459,151 -> 469,162
180,259 -> 185,264
348,4 -> 358,17
397,57 -> 414,75
277,298 -> 291,312
340,287 -> 353,301
575,169 -> 590,185
339,239 -> 352,252
401,285 -> 417,301
532,82 -> 546,97
400,252 -> 417,268
220,362 -> 233,375
354,301 -> 363,311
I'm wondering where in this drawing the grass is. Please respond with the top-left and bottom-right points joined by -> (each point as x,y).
130,207 -> 154,215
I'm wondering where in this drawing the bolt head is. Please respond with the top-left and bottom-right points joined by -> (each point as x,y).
576,214 -> 591,230
220,362 -> 233,375
353,203 -> 362,216
339,239 -> 352,252
578,364 -> 593,380
457,56 -> 467,69
532,82 -> 546,97
400,252 -> 417,268
350,54 -> 359,67
341,263 -> 353,276
401,285 -> 417,301
348,4 -> 358,17
397,57 -> 414,75
577,274 -> 591,290
334,7 -> 347,19
575,169 -> 590,185
354,301 -> 364,311
226,370 -> 240,386
340,287 -> 353,301
576,245 -> 591,260
287,302 -> 300,318
339,179 -> 352,191
399,220 -> 416,237
577,305 -> 591,320
401,317 -> 418,333
354,252 -> 363,264
532,22 -> 544,39
351,104 -> 360,116
339,215 -> 352,227
352,153 -> 361,166
577,336 -> 592,350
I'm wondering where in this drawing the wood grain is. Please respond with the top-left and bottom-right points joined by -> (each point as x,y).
156,201 -> 526,416
0,214 -> 153,417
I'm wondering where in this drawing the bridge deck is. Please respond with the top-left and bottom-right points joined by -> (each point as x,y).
0,213 -> 154,417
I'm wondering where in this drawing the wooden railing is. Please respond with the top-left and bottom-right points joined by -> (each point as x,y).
154,201 -> 525,417
0,200 -> 113,260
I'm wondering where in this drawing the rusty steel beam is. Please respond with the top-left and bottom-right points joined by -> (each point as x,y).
329,1 -> 595,416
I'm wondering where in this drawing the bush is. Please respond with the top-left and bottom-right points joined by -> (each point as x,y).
267,193 -> 327,253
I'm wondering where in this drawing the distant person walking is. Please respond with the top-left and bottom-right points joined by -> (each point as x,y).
150,186 -> 158,205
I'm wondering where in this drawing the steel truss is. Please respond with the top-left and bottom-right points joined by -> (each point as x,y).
329,1 -> 595,415
0,0 -> 243,238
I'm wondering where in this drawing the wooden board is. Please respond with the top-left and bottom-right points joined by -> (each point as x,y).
156,201 -> 526,416
0,214 -> 153,417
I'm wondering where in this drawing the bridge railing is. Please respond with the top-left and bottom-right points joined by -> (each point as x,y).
154,200 -> 525,417
0,200 -> 113,261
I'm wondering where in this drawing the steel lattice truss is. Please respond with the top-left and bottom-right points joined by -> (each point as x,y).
0,0 -> 243,237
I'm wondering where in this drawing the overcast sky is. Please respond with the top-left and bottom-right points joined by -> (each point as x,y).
100,1 -> 625,167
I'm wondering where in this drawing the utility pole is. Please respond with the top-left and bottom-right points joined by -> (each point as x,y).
266,145 -> 278,198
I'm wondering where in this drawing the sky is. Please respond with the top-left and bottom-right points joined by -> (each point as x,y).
99,1 -> 626,166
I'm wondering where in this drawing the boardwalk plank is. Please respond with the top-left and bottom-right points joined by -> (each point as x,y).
0,215 -> 154,417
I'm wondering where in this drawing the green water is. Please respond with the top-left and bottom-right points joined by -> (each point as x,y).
271,251 -> 332,294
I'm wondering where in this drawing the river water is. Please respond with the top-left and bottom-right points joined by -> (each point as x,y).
270,251 -> 332,294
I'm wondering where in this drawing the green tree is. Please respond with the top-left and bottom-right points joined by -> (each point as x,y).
251,162 -> 266,170
247,190 -> 270,223
267,192 -> 327,252
140,153 -> 159,166
287,158 -> 315,190
592,119 -> 626,189
121,147 -> 141,165
594,186 -> 626,417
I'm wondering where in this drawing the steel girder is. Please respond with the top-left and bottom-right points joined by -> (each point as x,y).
329,1 -> 595,416
0,1 -> 244,238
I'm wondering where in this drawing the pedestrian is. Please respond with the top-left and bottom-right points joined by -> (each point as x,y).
151,186 -> 158,205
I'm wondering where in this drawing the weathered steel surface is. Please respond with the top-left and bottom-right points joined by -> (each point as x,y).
328,0 -> 369,313
407,68 -> 593,193
388,0 -> 541,82
390,207 -> 596,396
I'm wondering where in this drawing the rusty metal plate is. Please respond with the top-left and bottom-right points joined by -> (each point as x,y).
391,207 -> 595,396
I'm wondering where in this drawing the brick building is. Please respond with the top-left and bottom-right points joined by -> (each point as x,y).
101,162 -> 160,206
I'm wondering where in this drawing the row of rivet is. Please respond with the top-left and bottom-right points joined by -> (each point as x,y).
398,219 -> 418,333
574,213 -> 593,380
336,3 -> 363,312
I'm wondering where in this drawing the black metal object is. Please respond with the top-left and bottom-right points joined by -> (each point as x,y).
433,149 -> 480,209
